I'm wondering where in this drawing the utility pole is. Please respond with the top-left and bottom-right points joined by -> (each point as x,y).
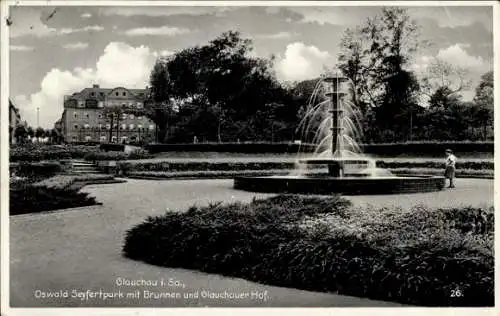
37,107 -> 40,127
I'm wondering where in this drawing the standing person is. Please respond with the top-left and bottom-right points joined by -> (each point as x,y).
444,149 -> 457,188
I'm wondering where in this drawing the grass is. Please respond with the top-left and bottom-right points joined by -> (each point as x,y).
123,195 -> 493,306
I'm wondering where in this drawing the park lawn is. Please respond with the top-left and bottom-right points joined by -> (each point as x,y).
123,195 -> 493,307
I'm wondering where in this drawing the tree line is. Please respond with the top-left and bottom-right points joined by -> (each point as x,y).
140,8 -> 492,144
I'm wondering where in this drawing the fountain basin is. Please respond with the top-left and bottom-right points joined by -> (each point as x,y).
234,174 -> 446,195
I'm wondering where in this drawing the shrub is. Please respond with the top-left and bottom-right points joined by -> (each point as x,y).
10,185 -> 99,215
123,195 -> 493,306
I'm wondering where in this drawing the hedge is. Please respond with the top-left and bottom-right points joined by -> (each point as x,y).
10,144 -> 100,162
99,143 -> 125,152
84,149 -> 152,161
10,162 -> 62,182
114,160 -> 493,174
123,195 -> 493,306
145,141 -> 493,155
33,174 -> 118,190
146,142 -> 317,154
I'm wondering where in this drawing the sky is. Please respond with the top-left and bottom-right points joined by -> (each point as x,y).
8,3 -> 494,128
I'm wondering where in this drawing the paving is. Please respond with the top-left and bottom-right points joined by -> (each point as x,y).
9,178 -> 493,307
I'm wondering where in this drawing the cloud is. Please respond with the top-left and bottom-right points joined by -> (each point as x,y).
14,42 -> 161,128
59,25 -> 105,35
436,44 -> 485,69
10,45 -> 35,51
81,12 -> 92,19
98,6 -> 234,17
256,31 -> 296,39
124,26 -> 191,36
276,42 -> 332,82
62,42 -> 89,50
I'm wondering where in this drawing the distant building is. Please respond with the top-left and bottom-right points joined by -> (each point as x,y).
58,84 -> 156,143
9,99 -> 22,144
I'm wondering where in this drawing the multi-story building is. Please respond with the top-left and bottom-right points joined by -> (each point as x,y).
59,84 -> 157,143
9,99 -> 22,144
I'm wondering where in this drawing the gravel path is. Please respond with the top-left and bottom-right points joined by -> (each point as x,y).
10,178 -> 493,307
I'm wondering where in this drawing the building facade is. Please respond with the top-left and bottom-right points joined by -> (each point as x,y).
59,85 -> 157,143
9,99 -> 22,144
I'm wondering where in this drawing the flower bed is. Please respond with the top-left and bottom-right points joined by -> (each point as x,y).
123,195 -> 493,306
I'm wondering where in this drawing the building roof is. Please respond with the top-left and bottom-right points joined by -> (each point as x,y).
68,86 -> 150,101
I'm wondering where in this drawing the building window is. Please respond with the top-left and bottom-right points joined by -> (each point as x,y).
85,112 -> 89,118
138,124 -> 143,129
130,114 -> 135,119
149,124 -> 154,130
122,113 -> 127,120
85,136 -> 92,141
115,92 -> 119,96
91,92 -> 95,96
121,124 -> 126,130
98,124 -> 102,130
137,102 -> 143,108
84,124 -> 90,129
100,92 -> 104,97
78,100 -> 85,107
98,114 -> 103,119
74,124 -> 79,129
98,101 -> 104,108
122,103 -> 126,108
100,136 -> 106,142
106,124 -> 111,130
123,92 -> 126,96
72,136 -> 77,141
73,112 -> 78,118
129,124 -> 134,130
138,116 -> 143,120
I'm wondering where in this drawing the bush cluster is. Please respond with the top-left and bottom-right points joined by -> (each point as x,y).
10,144 -> 99,162
10,185 -> 99,215
123,195 -> 493,306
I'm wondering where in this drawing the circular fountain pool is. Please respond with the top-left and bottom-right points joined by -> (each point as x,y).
234,174 -> 446,195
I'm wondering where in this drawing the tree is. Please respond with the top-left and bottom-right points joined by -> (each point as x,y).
471,71 -> 494,140
14,124 -> 27,144
420,58 -> 471,109
27,126 -> 34,140
474,71 -> 493,108
35,127 -> 45,142
149,31 -> 290,143
103,106 -> 124,143
337,7 -> 422,142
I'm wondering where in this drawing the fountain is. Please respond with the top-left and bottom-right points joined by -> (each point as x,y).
234,74 -> 445,195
